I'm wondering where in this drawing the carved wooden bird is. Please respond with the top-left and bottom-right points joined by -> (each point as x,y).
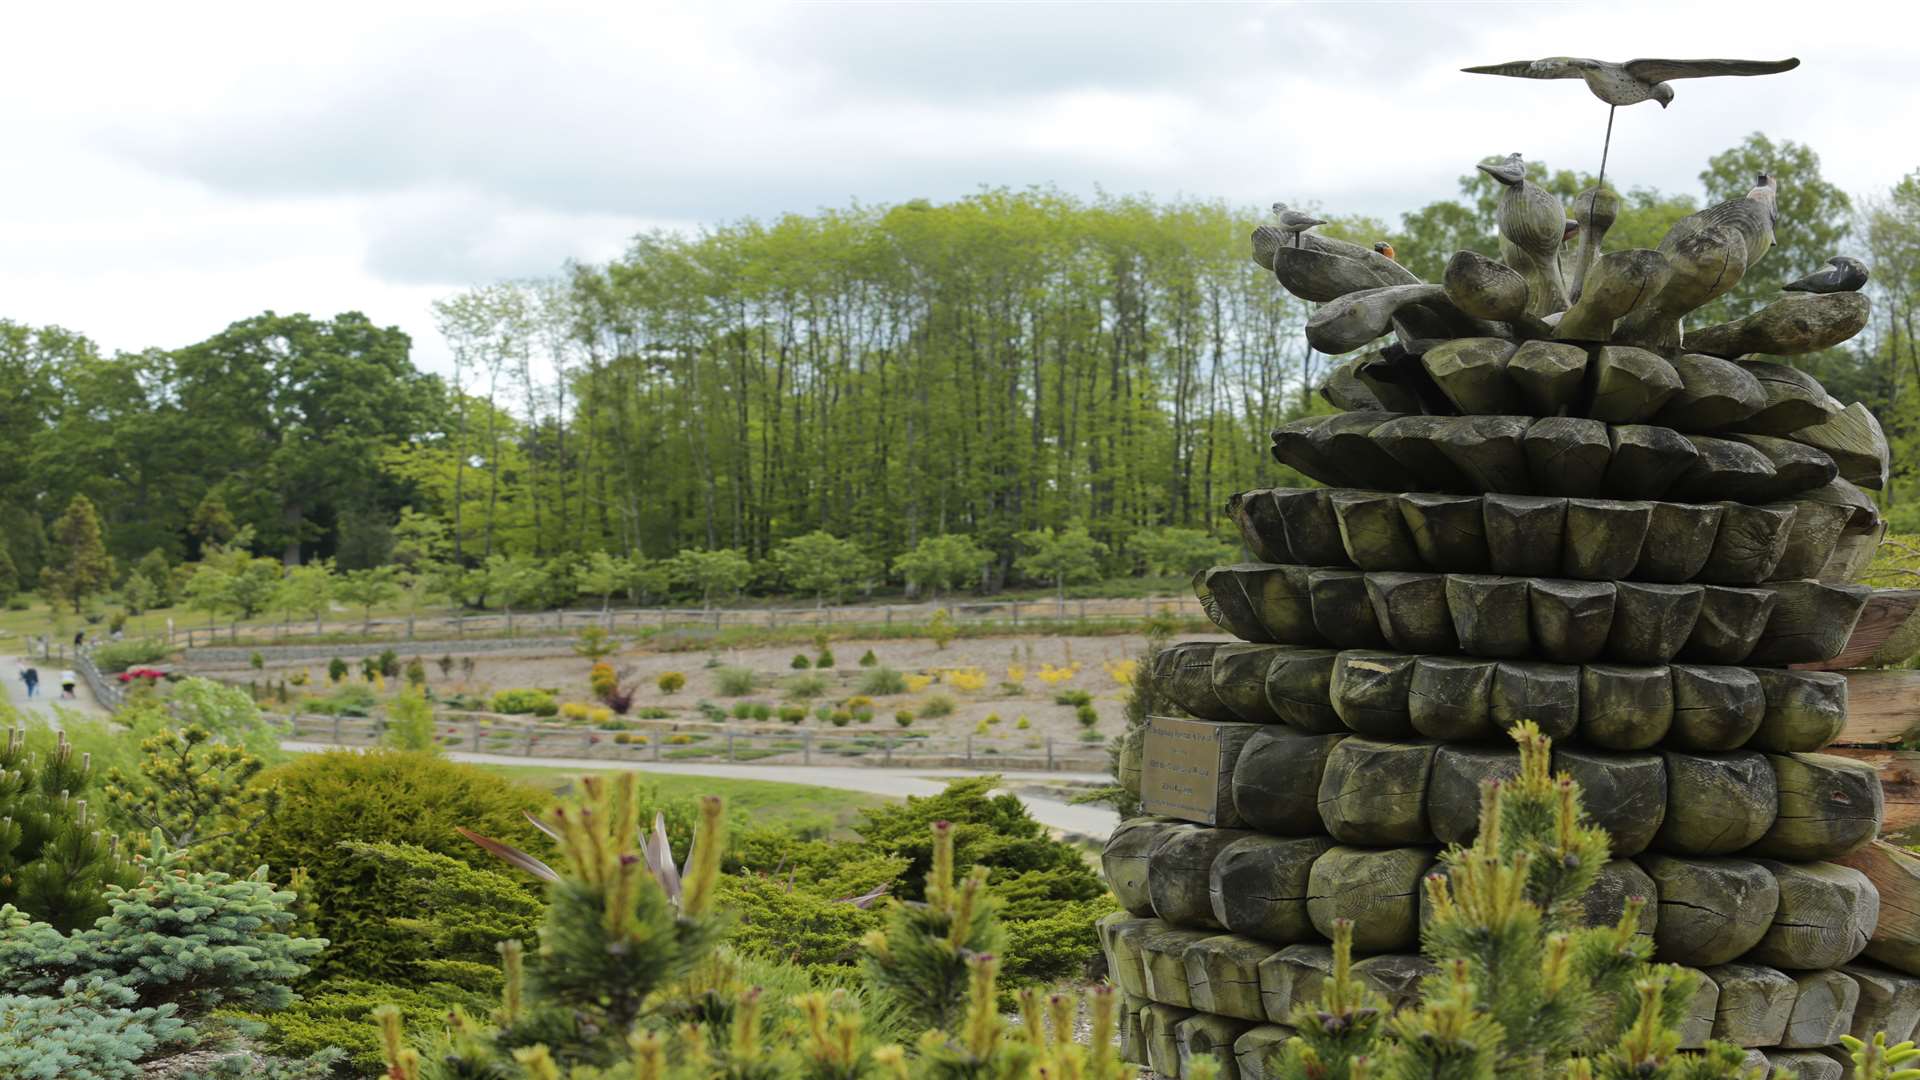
1479,153 -> 1570,316
1461,56 -> 1799,108
1270,203 -> 1327,247
1783,256 -> 1870,294
1372,241 -> 1396,262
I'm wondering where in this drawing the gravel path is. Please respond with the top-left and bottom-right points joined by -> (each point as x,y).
0,654 -> 109,729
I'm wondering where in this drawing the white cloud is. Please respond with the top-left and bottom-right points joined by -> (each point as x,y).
4,0 -> 1917,372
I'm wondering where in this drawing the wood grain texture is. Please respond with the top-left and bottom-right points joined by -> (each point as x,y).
1666,664 -> 1764,751
1437,415 -> 1535,494
1332,490 -> 1424,571
1530,578 -> 1618,663
1734,360 -> 1840,436
1485,494 -> 1568,576
1309,570 -> 1392,650
1794,589 -> 1920,672
1234,1024 -> 1298,1080
1366,571 -> 1458,653
1702,962 -> 1796,1047
1745,580 -> 1871,666
1747,859 -> 1878,970
1306,845 -> 1435,954
1258,944 -> 1333,1024
1524,417 -> 1611,498
1634,501 -> 1724,583
1750,669 -> 1848,753
1562,498 -> 1653,579
1262,648 -> 1346,734
1790,401 -> 1890,490
1653,353 -> 1766,432
1210,835 -> 1336,944
1509,339 -> 1590,415
1427,745 -> 1522,846
1767,499 -> 1853,581
1557,747 -> 1667,856
1104,817 -> 1195,916
1176,1012 -> 1258,1079
1748,752 -> 1882,861
1578,663 -> 1674,751
1607,582 -> 1704,665
1274,487 -> 1350,567
1140,1001 -> 1198,1075
1408,656 -> 1499,742
1155,642 -> 1239,721
1210,643 -> 1288,725
1238,563 -> 1323,645
1677,585 -> 1775,665
1685,290 -> 1871,358
1446,574 -> 1534,659
1654,750 -> 1776,855
1605,424 -> 1698,500
1316,737 -> 1438,845
1639,853 -> 1779,966
1232,727 -> 1346,835
1329,650 -> 1418,737
1696,503 -> 1795,586
1588,345 -> 1683,423
1184,934 -> 1279,1021
1398,492 -> 1491,572
1141,925 -> 1219,1006
1840,963 -> 1920,1043
1492,660 -> 1580,740
1423,336 -> 1523,415
1832,841 -> 1920,977
1149,827 -> 1259,929
1376,415 -> 1480,494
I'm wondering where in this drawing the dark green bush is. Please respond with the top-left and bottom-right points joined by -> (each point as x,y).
919,694 -> 955,718
790,653 -> 811,670
242,977 -> 487,1076
1076,703 -> 1099,728
1053,689 -> 1092,707
237,750 -> 546,980
778,706 -> 806,724
488,688 -> 557,716
89,638 -> 171,673
858,649 -> 877,667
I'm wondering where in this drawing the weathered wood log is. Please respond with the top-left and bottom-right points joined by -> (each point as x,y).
1312,412 -> 1408,490
1749,753 -> 1882,861
1211,644 -> 1287,725
1791,402 -> 1890,491
1398,493 -> 1491,572
1633,501 -> 1724,583
1524,417 -> 1611,498
1696,503 -> 1795,586
1578,663 -> 1674,750
1748,859 -> 1878,970
1563,498 -> 1654,580
1211,835 -> 1337,943
1679,585 -> 1776,664
1639,854 -> 1779,966
1352,954 -> 1438,1012
1233,1024 -> 1298,1080
1821,518 -> 1885,585
1445,574 -> 1534,659
1272,415 -> 1351,487
1567,187 -> 1618,308
1427,745 -> 1522,846
1492,661 -> 1580,741
1263,649 -> 1346,734
1508,339 -> 1590,416
1732,434 -> 1841,502
1423,337 -> 1524,415
1735,361 -> 1841,437
1120,725 -> 1146,797
1802,476 -> 1884,533
1273,488 -> 1350,567
1531,579 -> 1617,663
1331,491 -> 1424,571
1155,642 -> 1240,721
1141,925 -> 1219,1006
1318,355 -> 1386,412
1687,291 -> 1872,358
1679,970 -> 1721,1049
1588,345 -> 1684,424
1120,994 -> 1149,1066
1745,581 -> 1872,665
1197,566 -> 1277,644
1607,583 -> 1703,664
1768,500 -> 1854,581
1766,1049 -> 1843,1080
1232,728 -> 1345,835
1238,563 -> 1324,645
1357,343 -> 1456,417
1841,963 -> 1920,1043
1408,656 -> 1500,742
1105,817 -> 1194,915
1556,748 -> 1667,856
1653,353 -> 1768,432
1666,664 -> 1764,752
1374,416 -> 1479,494
1177,1012 -> 1256,1079
1267,235 -> 1419,297
1306,283 -> 1449,355
1185,934 -> 1278,1022
1654,750 -> 1777,855
1306,845 -> 1434,954
1365,572 -> 1457,654
1227,489 -> 1293,564
1558,248 -> 1672,342
1781,968 -> 1861,1049
1579,858 -> 1659,939
1443,250 -> 1530,322
1613,226 -> 1749,355
1833,842 -> 1920,978
1109,920 -> 1160,997
1485,494 -> 1568,576
1702,962 -> 1796,1048
1317,738 -> 1438,845
1750,669 -> 1848,753
1803,588 -> 1920,671
1329,650 -> 1418,737
1149,827 -> 1259,929
1604,424 -> 1699,500
1436,415 -> 1535,494
1668,436 -> 1779,504
1309,570 -> 1392,650
1259,944 -> 1333,1023
1141,1001 -> 1198,1075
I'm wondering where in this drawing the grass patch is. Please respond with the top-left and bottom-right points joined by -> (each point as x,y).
857,666 -> 907,696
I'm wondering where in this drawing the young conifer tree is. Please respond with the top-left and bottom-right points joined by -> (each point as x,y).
0,726 -> 140,930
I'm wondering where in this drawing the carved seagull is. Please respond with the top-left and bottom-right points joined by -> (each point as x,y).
1783,256 -> 1870,294
1460,56 -> 1800,108
1270,203 -> 1327,248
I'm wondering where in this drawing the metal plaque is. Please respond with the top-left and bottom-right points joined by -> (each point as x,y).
1140,714 -> 1227,824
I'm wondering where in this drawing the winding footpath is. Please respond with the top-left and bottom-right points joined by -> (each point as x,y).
0,655 -> 109,729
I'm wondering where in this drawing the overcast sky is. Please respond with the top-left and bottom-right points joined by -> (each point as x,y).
7,0 -> 1915,371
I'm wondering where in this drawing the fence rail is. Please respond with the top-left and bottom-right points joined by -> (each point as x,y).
279,711 -> 1110,773
176,595 -> 1197,650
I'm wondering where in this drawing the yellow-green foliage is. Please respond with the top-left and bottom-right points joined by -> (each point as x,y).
236,750 -> 546,980
657,671 -> 686,694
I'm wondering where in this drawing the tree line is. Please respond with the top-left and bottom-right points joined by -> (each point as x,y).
4,132 -> 1916,608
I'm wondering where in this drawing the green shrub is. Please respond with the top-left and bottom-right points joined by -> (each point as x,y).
814,648 -> 835,669
249,651 -> 264,670
920,693 -> 956,718
0,726 -> 140,930
384,689 -> 438,752
857,666 -> 907,696
1053,689 -> 1092,707
488,688 -> 557,716
245,976 -> 484,1077
89,638 -> 171,673
829,709 -> 852,727
713,665 -> 757,696
403,657 -> 427,687
301,683 -> 377,718
1076,703 -> 1099,728
697,701 -> 727,722
789,653 -> 811,669
894,711 -> 914,727
778,706 -> 806,724
858,649 -> 877,667
236,750 -> 546,980
730,701 -> 754,720
750,703 -> 773,722
635,706 -> 672,719
854,708 -> 875,724
656,671 -> 686,694
376,649 -> 400,678
4,594 -> 29,610
813,704 -> 833,722
785,674 -> 828,700
326,657 -> 348,684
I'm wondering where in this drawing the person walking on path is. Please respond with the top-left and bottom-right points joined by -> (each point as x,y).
59,669 -> 77,699
18,664 -> 38,698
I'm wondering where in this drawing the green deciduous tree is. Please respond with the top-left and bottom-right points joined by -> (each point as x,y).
770,530 -> 873,605
480,554 -> 545,634
893,533 -> 991,597
333,566 -> 400,635
668,547 -> 753,610
40,493 -> 113,613
1015,525 -> 1109,609
1124,524 -> 1235,576
573,550 -> 635,620
273,559 -> 335,635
